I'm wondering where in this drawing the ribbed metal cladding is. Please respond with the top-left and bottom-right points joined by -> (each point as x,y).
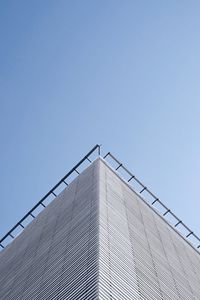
0,159 -> 99,300
0,157 -> 200,299
99,158 -> 200,300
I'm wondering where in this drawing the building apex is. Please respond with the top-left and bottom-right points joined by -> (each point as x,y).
1,144 -> 199,254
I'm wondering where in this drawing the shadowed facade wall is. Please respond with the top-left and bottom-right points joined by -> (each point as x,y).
0,160 -> 99,300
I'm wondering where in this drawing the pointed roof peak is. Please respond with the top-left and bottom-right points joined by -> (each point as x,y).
1,145 -> 199,254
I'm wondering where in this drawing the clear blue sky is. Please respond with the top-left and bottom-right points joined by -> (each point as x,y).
0,1 -> 200,244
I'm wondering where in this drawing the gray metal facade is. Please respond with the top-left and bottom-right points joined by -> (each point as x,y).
0,158 -> 200,299
99,158 -> 200,300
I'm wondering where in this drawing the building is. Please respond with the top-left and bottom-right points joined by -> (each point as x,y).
0,146 -> 200,299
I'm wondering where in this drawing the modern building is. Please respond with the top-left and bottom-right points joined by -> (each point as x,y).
0,146 -> 200,299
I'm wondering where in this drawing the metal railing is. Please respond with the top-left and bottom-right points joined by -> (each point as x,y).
1,145 -> 199,253
103,152 -> 200,252
0,144 -> 101,250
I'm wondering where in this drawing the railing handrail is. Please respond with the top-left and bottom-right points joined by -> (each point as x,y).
103,152 -> 200,251
0,144 -> 101,249
1,145 -> 199,254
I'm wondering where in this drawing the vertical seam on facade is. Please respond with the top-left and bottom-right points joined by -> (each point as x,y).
96,158 -> 100,299
137,201 -> 164,300
167,226 -> 196,299
152,213 -> 182,299
56,176 -> 79,299
85,160 -> 98,299
34,201 -> 63,299
19,209 -> 50,299
105,165 -> 113,300
182,241 -> 200,286
122,185 -> 142,300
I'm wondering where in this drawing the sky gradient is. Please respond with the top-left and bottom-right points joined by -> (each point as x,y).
0,1 -> 200,246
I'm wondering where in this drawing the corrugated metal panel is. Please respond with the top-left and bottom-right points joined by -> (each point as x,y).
99,158 -> 200,300
0,160 -> 99,300
0,157 -> 200,299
